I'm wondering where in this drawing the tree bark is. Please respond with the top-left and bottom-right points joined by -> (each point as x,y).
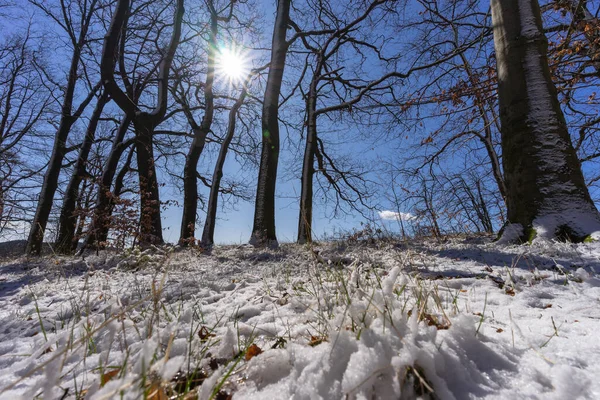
249,0 -> 291,247
134,119 -> 163,245
491,0 -> 600,241
56,91 -> 109,254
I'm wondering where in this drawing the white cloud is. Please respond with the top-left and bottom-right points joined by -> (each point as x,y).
378,210 -> 416,221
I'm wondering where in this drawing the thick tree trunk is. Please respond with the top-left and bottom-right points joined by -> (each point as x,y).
491,0 -> 600,241
134,120 -> 163,246
56,92 -> 109,254
201,85 -> 249,248
249,0 -> 290,247
298,79 -> 319,244
83,116 -> 131,249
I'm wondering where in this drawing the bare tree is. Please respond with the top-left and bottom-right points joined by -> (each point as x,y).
491,0 -> 600,241
82,115 -> 133,249
292,0 -> 392,243
55,90 -> 109,253
26,0 -> 102,255
100,0 -> 184,246
0,28 -> 51,238
249,0 -> 291,247
200,68 -> 263,247
176,0 -> 219,246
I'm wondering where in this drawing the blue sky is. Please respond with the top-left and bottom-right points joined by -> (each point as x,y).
3,0 -> 599,244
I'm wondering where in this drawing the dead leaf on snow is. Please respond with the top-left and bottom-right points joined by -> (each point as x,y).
100,368 -> 121,387
245,344 -> 262,361
308,336 -> 326,347
198,326 -> 216,342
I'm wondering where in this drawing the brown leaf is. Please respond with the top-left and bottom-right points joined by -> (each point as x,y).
101,368 -> 121,387
422,313 -> 450,330
198,326 -> 216,342
245,344 -> 262,361
496,328 -> 504,333
308,336 -> 326,347
505,287 -> 515,296
544,304 -> 552,309
421,136 -> 433,145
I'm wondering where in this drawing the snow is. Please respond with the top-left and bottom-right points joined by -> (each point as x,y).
0,237 -> 599,399
496,223 -> 523,244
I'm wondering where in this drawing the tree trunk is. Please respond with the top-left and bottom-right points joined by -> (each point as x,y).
249,0 -> 290,247
179,130 -> 208,244
298,77 -> 319,244
491,0 -> 600,241
74,179 -> 93,248
83,116 -> 132,249
100,0 -> 184,248
96,145 -> 135,246
25,0 -> 101,255
201,84 -> 250,248
26,116 -> 74,254
134,119 -> 163,245
179,8 -> 217,245
56,92 -> 109,254
0,185 -> 4,225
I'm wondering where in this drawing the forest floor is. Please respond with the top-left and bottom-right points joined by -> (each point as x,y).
0,236 -> 598,399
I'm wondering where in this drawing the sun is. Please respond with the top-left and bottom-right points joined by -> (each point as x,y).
216,45 -> 248,85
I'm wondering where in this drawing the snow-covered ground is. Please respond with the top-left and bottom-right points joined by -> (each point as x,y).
0,236 -> 599,399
